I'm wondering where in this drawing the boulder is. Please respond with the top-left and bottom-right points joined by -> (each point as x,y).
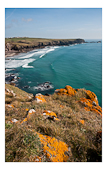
65,85 -> 76,96
36,132 -> 69,162
80,98 -> 102,116
7,104 -> 14,108
27,109 -> 36,120
35,93 -> 46,103
55,85 -> 76,96
21,108 -> 36,124
55,88 -> 67,95
85,90 -> 98,105
42,110 -> 60,121
11,118 -> 18,123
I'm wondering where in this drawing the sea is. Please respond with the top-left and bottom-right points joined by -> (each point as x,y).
5,39 -> 102,107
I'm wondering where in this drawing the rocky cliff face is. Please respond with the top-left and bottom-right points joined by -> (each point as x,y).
5,38 -> 85,57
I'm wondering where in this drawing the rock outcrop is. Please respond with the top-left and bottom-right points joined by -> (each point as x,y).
55,85 -> 76,96
42,110 -> 60,121
36,132 -> 69,162
35,93 -> 46,103
55,85 -> 102,116
21,109 -> 36,124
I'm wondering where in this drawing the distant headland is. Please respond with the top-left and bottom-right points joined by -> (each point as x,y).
5,37 -> 85,57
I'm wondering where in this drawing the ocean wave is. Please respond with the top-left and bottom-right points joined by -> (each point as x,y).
22,64 -> 34,68
53,46 -> 60,49
46,48 -> 55,52
39,48 -> 55,58
5,58 -> 35,68
5,46 -> 56,69
69,45 -> 74,46
19,51 -> 37,59
69,43 -> 78,46
39,53 -> 45,58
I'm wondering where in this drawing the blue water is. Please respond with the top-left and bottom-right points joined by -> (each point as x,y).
5,39 -> 102,106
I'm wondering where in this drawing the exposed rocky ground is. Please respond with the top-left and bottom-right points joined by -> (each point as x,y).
5,84 -> 102,162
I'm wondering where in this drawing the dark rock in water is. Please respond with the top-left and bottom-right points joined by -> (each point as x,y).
5,75 -> 15,82
97,41 -> 101,43
35,81 -> 54,91
17,77 -> 20,79
90,41 -> 96,43
23,85 -> 30,89
11,78 -> 15,81
5,74 -> 20,84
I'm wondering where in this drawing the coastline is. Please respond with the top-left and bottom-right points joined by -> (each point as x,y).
5,38 -> 85,58
5,46 -> 46,58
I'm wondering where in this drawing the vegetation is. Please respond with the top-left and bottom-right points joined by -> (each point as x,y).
5,37 -> 75,44
5,37 -> 81,49
5,84 -> 102,162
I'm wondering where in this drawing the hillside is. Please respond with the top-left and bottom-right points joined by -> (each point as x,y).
5,84 -> 102,162
5,37 -> 85,57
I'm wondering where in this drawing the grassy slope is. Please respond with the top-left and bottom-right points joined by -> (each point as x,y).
5,84 -> 102,162
5,37 -> 75,43
5,37 -> 76,47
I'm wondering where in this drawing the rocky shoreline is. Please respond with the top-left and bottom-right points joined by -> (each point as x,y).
5,38 -> 85,57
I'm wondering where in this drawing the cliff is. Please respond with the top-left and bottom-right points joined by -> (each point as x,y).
5,38 -> 85,57
5,84 -> 102,162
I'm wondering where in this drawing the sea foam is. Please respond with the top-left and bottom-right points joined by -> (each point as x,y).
19,51 -> 37,59
22,64 -> 34,68
5,58 -> 35,68
39,48 -> 55,58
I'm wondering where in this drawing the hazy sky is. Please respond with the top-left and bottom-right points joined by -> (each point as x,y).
5,8 -> 102,39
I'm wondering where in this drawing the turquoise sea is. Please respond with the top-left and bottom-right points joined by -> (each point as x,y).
5,39 -> 102,106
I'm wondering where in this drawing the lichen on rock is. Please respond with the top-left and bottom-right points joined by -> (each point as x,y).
65,85 -> 76,96
35,93 -> 46,103
36,132 -> 69,162
55,85 -> 76,96
21,109 -> 36,124
80,98 -> 102,116
42,110 -> 60,121
85,90 -> 98,105
80,120 -> 85,125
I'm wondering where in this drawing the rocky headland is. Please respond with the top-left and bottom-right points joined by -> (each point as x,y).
5,38 -> 85,57
5,84 -> 102,162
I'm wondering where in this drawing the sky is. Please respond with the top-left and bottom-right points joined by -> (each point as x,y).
5,8 -> 102,39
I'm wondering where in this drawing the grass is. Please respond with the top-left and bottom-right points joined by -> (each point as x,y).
5,37 -> 75,43
5,84 -> 102,162
5,125 -> 43,162
5,37 -> 78,49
